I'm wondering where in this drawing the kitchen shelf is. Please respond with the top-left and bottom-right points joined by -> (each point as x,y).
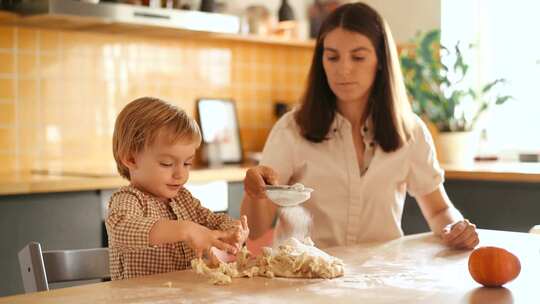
0,10 -> 17,22
0,8 -> 315,48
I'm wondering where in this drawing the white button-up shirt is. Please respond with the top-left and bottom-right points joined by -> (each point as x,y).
260,111 -> 444,248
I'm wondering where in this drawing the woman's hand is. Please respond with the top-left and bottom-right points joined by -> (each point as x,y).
244,165 -> 278,200
416,186 -> 479,250
185,222 -> 238,258
441,219 -> 479,249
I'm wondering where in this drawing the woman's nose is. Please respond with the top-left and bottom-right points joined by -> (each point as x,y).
338,58 -> 353,75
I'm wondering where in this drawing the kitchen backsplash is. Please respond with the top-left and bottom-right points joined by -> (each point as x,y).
0,26 -> 312,173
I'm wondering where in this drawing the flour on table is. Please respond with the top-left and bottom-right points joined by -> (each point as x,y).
191,237 -> 344,285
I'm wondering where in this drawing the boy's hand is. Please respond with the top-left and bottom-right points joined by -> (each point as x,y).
185,222 -> 238,258
206,246 -> 237,267
223,215 -> 250,249
441,219 -> 479,249
244,166 -> 278,199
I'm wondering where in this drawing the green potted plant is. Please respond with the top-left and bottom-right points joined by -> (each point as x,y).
399,29 -> 512,164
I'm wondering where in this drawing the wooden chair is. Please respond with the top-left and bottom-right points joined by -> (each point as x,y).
18,242 -> 110,293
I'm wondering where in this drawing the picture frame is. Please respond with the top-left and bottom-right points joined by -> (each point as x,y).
196,98 -> 243,164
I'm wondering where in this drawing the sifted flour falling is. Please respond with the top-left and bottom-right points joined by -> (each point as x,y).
273,205 -> 313,248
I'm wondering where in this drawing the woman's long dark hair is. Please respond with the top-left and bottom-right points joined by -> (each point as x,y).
295,2 -> 413,152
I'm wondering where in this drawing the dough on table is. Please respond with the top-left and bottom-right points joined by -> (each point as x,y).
191,237 -> 344,285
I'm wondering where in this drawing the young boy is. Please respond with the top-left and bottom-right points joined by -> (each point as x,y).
106,97 -> 249,280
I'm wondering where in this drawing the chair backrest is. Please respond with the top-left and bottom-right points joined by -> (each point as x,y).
18,242 -> 110,293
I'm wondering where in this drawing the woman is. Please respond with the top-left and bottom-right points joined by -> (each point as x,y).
241,2 -> 479,249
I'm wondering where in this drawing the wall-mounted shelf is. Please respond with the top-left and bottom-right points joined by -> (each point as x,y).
0,0 -> 314,48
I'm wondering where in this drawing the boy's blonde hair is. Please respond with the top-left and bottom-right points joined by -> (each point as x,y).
113,97 -> 201,180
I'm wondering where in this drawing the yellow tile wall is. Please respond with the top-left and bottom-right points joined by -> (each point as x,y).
0,25 -> 313,173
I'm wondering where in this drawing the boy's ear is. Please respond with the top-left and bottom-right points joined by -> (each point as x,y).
121,153 -> 137,170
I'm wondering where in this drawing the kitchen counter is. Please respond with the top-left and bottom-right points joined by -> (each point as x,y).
443,161 -> 540,183
0,166 -> 248,196
1,229 -> 538,303
1,161 -> 540,196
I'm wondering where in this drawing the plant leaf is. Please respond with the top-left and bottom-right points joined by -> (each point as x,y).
495,95 -> 513,105
481,78 -> 505,93
399,28 -> 513,132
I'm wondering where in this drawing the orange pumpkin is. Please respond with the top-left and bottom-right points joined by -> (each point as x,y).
468,246 -> 521,287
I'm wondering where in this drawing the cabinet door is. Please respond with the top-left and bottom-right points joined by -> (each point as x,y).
0,191 -> 103,297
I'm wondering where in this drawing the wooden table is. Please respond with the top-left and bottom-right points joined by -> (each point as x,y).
2,230 -> 538,303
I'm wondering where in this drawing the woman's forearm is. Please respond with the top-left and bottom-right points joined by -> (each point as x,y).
416,186 -> 464,236
240,196 -> 277,239
425,206 -> 463,236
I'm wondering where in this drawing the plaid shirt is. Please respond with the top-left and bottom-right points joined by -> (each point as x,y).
106,185 -> 234,280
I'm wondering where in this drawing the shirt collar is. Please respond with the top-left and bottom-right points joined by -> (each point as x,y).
330,112 -> 376,146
